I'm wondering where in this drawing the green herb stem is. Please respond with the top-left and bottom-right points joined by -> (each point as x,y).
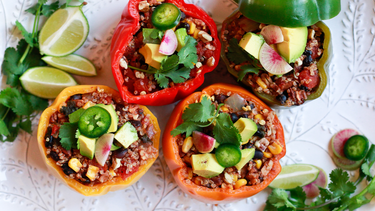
296,197 -> 340,210
1,108 -> 10,121
336,178 -> 375,211
128,65 -> 157,74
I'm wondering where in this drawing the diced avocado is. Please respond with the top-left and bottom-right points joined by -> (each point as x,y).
95,104 -> 118,133
276,27 -> 308,63
192,153 -> 225,178
139,43 -> 167,69
142,28 -> 161,44
175,28 -> 188,52
234,117 -> 257,143
239,32 -> 265,59
235,148 -> 255,170
78,135 -> 96,159
114,122 -> 139,148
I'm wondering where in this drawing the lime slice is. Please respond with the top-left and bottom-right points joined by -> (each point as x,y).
39,6 -> 89,56
20,67 -> 78,99
42,54 -> 97,76
269,164 -> 320,189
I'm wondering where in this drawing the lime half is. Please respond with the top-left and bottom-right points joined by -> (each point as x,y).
20,67 -> 77,99
42,54 -> 97,76
269,164 -> 320,189
39,6 -> 89,56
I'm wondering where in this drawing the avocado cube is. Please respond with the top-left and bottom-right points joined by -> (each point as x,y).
192,153 -> 224,178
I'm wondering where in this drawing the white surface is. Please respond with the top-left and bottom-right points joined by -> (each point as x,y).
1,0 -> 375,210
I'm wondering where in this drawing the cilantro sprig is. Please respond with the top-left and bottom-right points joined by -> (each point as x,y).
129,35 -> 198,89
265,144 -> 375,211
171,96 -> 241,146
0,0 -> 82,142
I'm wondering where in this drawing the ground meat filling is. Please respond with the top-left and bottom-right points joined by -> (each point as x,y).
177,92 -> 281,189
45,89 -> 158,186
222,14 -> 325,106
120,0 -> 216,95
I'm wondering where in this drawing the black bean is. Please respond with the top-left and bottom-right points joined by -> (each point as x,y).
276,94 -> 287,105
180,11 -> 186,20
230,113 -> 239,123
254,124 -> 265,138
303,54 -> 313,66
44,127 -> 53,148
49,151 -> 60,161
70,94 -> 82,100
60,100 -> 78,116
214,94 -> 228,104
254,150 -> 264,159
300,85 -> 309,91
240,113 -> 248,118
61,163 -> 75,175
140,135 -> 152,144
243,142 -> 254,149
129,120 -> 142,128
81,176 -> 91,184
249,103 -> 255,110
113,148 -> 128,158
177,22 -> 190,31
304,50 -> 312,56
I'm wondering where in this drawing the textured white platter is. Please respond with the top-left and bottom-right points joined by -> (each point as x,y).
1,0 -> 375,210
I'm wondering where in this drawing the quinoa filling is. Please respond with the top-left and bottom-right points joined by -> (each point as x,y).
175,91 -> 282,189
120,0 -> 216,95
221,14 -> 325,106
45,89 -> 157,186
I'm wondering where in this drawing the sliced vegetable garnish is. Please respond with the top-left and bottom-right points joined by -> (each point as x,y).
151,3 -> 181,30
215,143 -> 241,167
78,106 -> 111,138
343,135 -> 369,161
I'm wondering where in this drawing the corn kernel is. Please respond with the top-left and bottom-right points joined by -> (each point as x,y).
220,106 -> 229,112
109,169 -> 116,177
256,77 -> 268,89
263,151 -> 273,158
235,179 -> 247,189
82,101 -> 95,109
187,167 -> 193,180
255,159 -> 262,169
182,137 -> 193,153
254,114 -> 264,121
268,142 -> 283,155
187,20 -> 196,35
86,165 -> 99,181
193,29 -> 200,39
68,158 -> 82,173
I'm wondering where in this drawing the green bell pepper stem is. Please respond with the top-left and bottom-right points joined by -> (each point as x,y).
220,11 -> 331,107
237,0 -> 341,27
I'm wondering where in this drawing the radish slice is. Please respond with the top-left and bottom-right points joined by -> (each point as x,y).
159,29 -> 178,55
260,25 -> 284,44
330,129 -> 359,159
259,43 -> 293,75
302,167 -> 327,198
332,154 -> 363,170
192,131 -> 216,153
95,133 -> 114,166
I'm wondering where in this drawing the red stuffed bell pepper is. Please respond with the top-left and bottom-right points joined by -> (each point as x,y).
111,0 -> 221,106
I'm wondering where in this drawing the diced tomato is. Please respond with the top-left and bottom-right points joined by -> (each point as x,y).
51,124 -> 60,136
133,78 -> 150,94
117,163 -> 140,180
275,77 -> 294,91
299,69 -> 319,89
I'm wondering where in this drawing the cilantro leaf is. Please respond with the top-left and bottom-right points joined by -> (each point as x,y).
41,1 -> 60,17
1,47 -> 25,86
154,73 -> 170,89
213,113 -> 241,146
15,21 -> 35,47
38,0 -> 48,4
170,121 -> 203,137
178,36 -> 197,69
238,64 -> 260,81
68,108 -> 85,123
182,96 -> 215,122
23,91 -> 48,111
268,189 -> 296,209
328,168 -> 356,197
0,120 -> 10,136
289,187 -> 306,208
160,55 -> 179,72
58,122 -> 78,150
226,38 -> 259,65
0,88 -> 33,116
19,119 -> 32,134
361,163 -> 371,177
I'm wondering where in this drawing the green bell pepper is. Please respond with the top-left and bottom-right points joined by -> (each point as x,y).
220,11 -> 332,107
236,0 -> 341,27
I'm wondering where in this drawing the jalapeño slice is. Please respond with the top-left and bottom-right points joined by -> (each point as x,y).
215,143 -> 242,167
151,3 -> 181,30
78,106 -> 111,138
343,135 -> 369,161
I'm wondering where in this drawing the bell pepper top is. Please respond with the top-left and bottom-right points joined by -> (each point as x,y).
237,0 -> 341,27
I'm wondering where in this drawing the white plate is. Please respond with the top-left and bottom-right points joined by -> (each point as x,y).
1,0 -> 375,210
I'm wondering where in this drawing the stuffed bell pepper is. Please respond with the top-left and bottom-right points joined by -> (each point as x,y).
111,0 -> 221,106
163,83 -> 285,203
37,85 -> 160,196
220,0 -> 340,106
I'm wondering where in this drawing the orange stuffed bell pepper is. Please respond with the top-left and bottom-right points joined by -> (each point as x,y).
37,85 -> 160,196
163,83 -> 285,203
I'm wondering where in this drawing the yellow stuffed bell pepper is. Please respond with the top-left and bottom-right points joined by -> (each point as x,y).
37,85 -> 160,196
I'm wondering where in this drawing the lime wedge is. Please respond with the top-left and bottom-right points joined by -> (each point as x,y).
269,164 -> 320,189
20,67 -> 78,99
39,6 -> 89,56
42,54 -> 97,76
